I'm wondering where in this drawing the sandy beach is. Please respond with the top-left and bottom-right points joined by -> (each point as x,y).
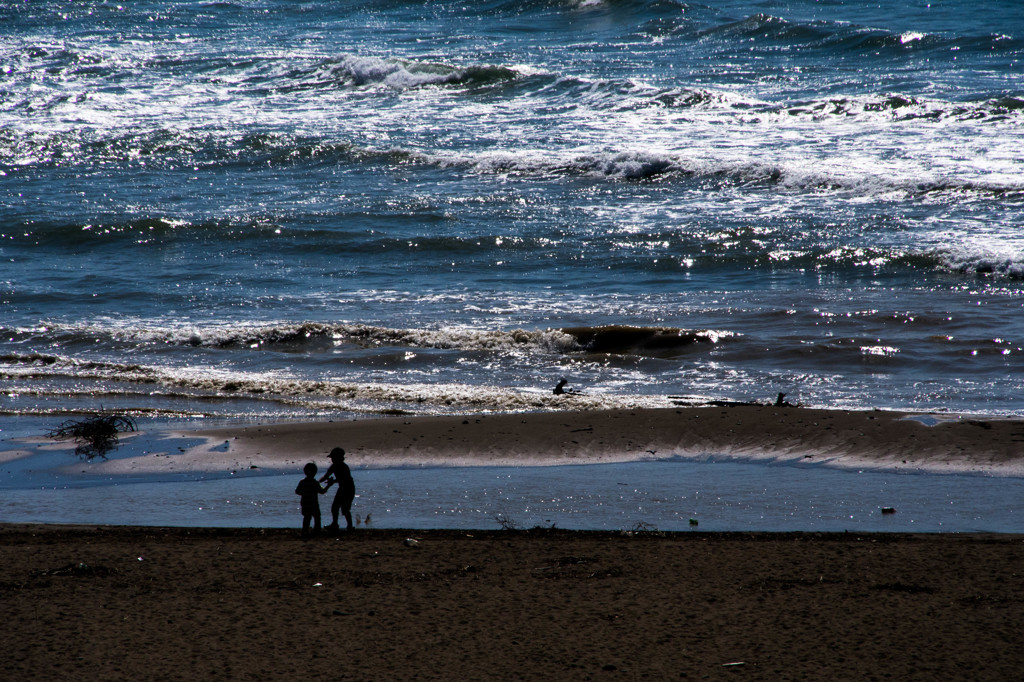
3,524 -> 1022,680
5,406 -> 1024,678
7,0 -> 1024,677
68,405 -> 1024,477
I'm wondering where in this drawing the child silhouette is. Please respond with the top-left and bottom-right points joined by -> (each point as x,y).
320,447 -> 355,532
295,462 -> 332,536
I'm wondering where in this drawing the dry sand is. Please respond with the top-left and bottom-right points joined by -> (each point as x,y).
82,405 -> 1024,476
3,524 -> 1023,680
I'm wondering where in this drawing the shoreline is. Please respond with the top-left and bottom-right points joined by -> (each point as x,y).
5,404 -> 1023,533
65,404 -> 1024,477
4,524 -> 1023,680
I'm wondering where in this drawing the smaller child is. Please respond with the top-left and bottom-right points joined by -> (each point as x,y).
295,462 -> 332,536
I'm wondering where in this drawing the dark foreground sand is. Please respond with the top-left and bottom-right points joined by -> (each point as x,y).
4,524 -> 1023,681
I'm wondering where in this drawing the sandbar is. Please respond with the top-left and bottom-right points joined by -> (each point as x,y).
81,405 -> 1024,476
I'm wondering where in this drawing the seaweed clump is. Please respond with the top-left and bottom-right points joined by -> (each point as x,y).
47,414 -> 138,460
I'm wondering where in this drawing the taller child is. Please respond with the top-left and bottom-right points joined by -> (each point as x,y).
320,447 -> 355,532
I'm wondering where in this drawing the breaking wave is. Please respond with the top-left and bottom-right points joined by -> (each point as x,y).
4,124 -> 1020,202
561,325 -> 735,354
694,11 -> 1024,58
429,147 -> 1024,198
312,55 -> 523,92
0,127 -> 415,171
3,322 -> 738,357
0,351 -> 678,417
936,251 -> 1024,279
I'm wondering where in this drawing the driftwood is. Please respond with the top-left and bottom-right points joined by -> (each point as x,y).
46,414 -> 138,460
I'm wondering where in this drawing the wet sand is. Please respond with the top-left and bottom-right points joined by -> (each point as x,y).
79,405 -> 1024,476
3,524 -> 1023,680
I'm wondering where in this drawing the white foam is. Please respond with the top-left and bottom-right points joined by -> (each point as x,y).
938,250 -> 1024,278
1,348 -> 681,416
861,345 -> 899,357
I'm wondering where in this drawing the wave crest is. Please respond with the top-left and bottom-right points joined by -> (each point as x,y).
561,325 -> 735,355
5,322 -> 740,357
0,351 -> 675,416
429,147 -> 1023,198
937,251 -> 1024,279
294,55 -> 524,92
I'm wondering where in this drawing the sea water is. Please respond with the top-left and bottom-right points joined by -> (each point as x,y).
2,456 -> 1022,532
2,1 -> 1023,528
1,426 -> 1022,532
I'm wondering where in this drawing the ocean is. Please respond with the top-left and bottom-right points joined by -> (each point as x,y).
2,0 -> 1023,529
3,0 -> 1023,422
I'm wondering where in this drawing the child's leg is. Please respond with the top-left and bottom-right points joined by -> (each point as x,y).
329,496 -> 341,528
343,496 -> 354,531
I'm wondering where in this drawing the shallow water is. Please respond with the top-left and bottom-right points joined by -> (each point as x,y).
3,448 -> 1020,533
